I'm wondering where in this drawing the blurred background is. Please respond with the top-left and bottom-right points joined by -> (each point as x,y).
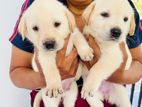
0,0 -> 141,107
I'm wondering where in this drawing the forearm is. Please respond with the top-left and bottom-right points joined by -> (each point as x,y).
10,67 -> 46,90
108,60 -> 142,84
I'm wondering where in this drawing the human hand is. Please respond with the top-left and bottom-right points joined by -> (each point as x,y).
56,37 -> 79,80
36,71 -> 46,88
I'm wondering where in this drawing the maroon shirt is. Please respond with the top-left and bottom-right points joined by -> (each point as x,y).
30,89 -> 116,107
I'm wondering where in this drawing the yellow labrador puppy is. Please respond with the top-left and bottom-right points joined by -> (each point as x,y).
78,0 -> 135,107
18,0 -> 93,107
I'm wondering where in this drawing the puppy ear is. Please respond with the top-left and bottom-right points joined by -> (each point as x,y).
82,2 -> 95,25
66,28 -> 79,56
18,14 -> 27,40
129,14 -> 136,36
65,34 -> 74,56
65,8 -> 76,32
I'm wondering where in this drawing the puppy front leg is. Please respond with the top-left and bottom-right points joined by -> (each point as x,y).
41,88 -> 62,107
81,53 -> 122,99
38,52 -> 63,97
72,28 -> 94,61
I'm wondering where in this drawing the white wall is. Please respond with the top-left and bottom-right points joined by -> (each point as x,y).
0,0 -> 30,107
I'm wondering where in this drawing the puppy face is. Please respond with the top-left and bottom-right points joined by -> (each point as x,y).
83,0 -> 135,43
19,0 -> 75,52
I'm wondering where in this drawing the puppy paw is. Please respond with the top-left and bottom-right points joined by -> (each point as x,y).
44,85 -> 64,98
44,78 -> 64,97
81,85 -> 94,99
81,79 -> 99,99
79,47 -> 94,61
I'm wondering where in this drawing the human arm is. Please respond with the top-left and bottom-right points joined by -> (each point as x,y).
9,45 -> 46,90
108,44 -> 142,84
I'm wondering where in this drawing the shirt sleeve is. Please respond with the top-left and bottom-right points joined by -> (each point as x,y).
127,0 -> 142,49
9,0 -> 34,53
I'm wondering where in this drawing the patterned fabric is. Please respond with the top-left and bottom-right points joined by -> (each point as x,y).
9,0 -> 34,53
127,0 -> 142,48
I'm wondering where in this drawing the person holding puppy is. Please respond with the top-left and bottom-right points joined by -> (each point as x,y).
9,0 -> 142,107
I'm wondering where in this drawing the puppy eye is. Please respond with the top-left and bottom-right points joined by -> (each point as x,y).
101,12 -> 109,17
32,26 -> 39,31
54,22 -> 61,27
124,17 -> 128,22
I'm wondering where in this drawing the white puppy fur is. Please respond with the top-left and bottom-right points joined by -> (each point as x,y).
18,0 -> 93,107
73,0 -> 135,107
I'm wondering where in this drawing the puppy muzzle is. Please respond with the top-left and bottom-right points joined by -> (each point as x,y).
110,27 -> 122,40
43,40 -> 57,51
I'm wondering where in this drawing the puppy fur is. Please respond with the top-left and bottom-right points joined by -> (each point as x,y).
75,0 -> 135,107
18,0 -> 93,107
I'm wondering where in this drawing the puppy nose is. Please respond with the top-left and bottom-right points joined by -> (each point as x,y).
43,40 -> 56,50
110,27 -> 122,38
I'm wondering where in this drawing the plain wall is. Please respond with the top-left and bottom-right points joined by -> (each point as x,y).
0,0 -> 30,107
